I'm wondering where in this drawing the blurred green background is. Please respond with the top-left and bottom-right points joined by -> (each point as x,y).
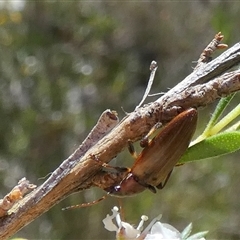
0,1 -> 239,239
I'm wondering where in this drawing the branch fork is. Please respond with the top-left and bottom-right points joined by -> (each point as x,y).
0,33 -> 240,239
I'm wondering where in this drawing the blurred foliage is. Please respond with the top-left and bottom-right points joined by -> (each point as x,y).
0,1 -> 240,239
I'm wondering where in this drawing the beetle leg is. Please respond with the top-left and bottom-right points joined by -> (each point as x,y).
62,195 -> 108,210
133,175 -> 157,193
146,185 -> 157,193
103,165 -> 130,173
128,140 -> 138,160
140,122 -> 162,148
156,169 -> 173,189
175,163 -> 184,167
90,154 -> 129,173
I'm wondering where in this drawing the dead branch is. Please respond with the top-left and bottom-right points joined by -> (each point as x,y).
0,38 -> 240,239
195,32 -> 228,69
0,178 -> 36,218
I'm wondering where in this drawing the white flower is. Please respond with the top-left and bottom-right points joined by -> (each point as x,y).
103,207 -> 208,240
103,206 -> 148,239
143,222 -> 181,239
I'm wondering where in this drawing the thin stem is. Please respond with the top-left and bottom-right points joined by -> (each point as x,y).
135,61 -> 158,110
209,104 -> 240,135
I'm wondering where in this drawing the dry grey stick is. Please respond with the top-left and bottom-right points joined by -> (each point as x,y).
0,109 -> 119,237
161,42 -> 240,97
194,32 -> 228,69
0,178 -> 36,217
135,60 -> 158,110
0,41 -> 240,239
40,109 -> 119,190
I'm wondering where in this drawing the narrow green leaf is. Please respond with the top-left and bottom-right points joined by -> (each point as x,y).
179,131 -> 240,163
181,223 -> 192,239
209,103 -> 240,135
226,120 -> 240,131
186,231 -> 209,240
204,94 -> 235,131
192,94 -> 236,145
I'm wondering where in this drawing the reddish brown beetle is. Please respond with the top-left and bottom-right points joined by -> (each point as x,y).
63,108 -> 197,209
103,108 -> 198,197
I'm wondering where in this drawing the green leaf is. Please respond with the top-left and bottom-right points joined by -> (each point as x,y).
186,231 -> 209,240
209,103 -> 240,135
179,131 -> 240,163
203,94 -> 235,132
181,223 -> 192,239
192,94 -> 239,145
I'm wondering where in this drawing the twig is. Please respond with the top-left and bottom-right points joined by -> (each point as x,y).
0,109 -> 119,238
0,37 -> 240,240
135,61 -> 158,110
195,32 -> 228,69
0,178 -> 36,217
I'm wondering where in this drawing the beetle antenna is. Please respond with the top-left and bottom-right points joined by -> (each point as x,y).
62,195 -> 108,210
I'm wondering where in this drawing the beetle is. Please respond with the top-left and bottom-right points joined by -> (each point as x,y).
63,108 -> 197,209
103,108 -> 198,197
